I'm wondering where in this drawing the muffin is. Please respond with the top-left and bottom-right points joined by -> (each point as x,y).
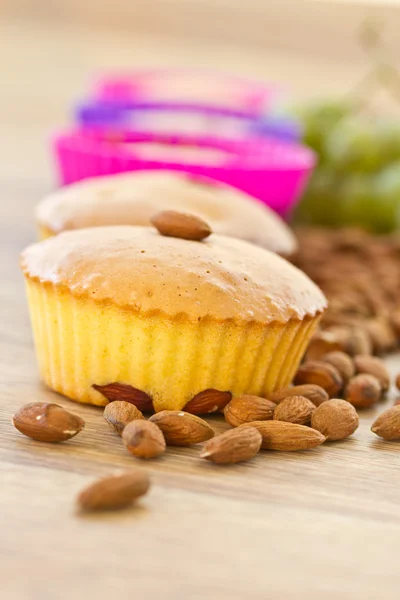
35,170 -> 297,256
20,223 -> 326,412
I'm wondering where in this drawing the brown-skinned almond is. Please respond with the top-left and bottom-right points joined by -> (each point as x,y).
243,420 -> 325,451
320,351 -> 355,384
93,382 -> 154,411
12,402 -> 84,442
103,401 -> 144,435
77,470 -> 150,511
269,384 -> 329,406
200,426 -> 262,464
305,330 -> 347,361
364,318 -> 396,355
184,389 -> 232,415
224,395 -> 276,427
273,395 -> 315,426
371,406 -> 400,440
150,210 -> 212,241
345,374 -> 381,408
149,410 -> 214,445
122,420 -> 166,458
353,355 -> 390,392
294,360 -> 343,397
311,399 -> 359,441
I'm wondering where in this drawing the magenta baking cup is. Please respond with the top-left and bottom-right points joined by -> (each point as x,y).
93,69 -> 274,117
52,129 -> 316,217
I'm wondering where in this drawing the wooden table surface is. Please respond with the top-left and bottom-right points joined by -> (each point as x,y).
2,14 -> 400,600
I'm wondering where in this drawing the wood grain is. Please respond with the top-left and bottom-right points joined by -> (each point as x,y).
2,13 -> 400,600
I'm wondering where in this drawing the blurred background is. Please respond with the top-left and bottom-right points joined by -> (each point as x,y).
2,0 -> 400,182
4,0 -> 400,353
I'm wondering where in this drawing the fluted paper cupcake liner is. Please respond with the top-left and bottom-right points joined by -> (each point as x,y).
26,279 -> 320,411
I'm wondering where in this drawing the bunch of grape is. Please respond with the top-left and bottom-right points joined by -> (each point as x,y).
295,100 -> 400,233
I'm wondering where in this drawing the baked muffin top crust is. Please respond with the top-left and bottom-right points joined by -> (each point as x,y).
35,171 -> 297,256
21,226 -> 326,323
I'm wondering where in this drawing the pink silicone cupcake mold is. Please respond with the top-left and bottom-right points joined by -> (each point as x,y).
52,128 -> 316,217
93,69 -> 275,117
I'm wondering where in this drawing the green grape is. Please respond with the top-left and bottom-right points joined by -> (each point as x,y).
294,167 -> 345,226
371,162 -> 400,232
336,167 -> 400,233
325,118 -> 383,172
325,117 -> 400,173
375,120 -> 400,163
340,173 -> 377,229
294,99 -> 351,160
294,98 -> 400,232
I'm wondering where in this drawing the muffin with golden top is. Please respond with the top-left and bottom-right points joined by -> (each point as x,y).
35,170 -> 297,257
20,213 -> 326,412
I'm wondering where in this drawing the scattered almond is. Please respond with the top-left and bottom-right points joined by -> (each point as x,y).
122,420 -> 166,458
305,330 -> 348,361
345,373 -> 382,408
390,310 -> 400,337
320,351 -> 355,384
364,318 -> 397,355
243,420 -> 325,451
93,383 -> 153,411
294,228 -> 400,358
353,355 -> 390,392
200,426 -> 262,464
294,360 -> 343,397
273,395 -> 316,426
371,406 -> 400,440
311,399 -> 359,441
345,326 -> 373,356
316,326 -> 358,356
149,410 -> 215,445
12,402 -> 84,443
224,395 -> 276,427
269,384 -> 329,406
184,389 -> 232,415
150,210 -> 212,241
103,401 -> 144,435
77,470 -> 150,511
395,374 -> 400,390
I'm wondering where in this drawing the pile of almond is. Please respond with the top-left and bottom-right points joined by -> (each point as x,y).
11,349 -> 400,511
294,227 -> 400,357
